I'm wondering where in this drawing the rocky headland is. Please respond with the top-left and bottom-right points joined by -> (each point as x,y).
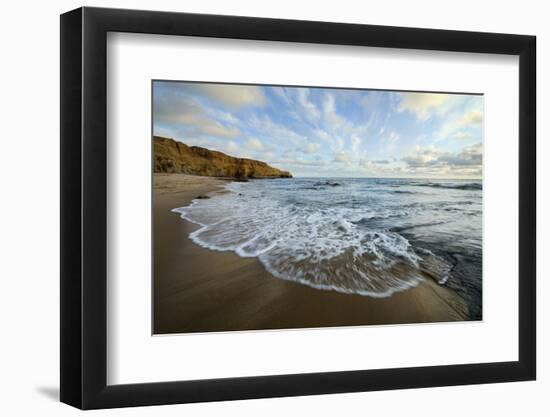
154,136 -> 292,179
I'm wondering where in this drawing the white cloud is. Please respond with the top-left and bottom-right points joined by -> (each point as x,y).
402,145 -> 445,167
272,87 -> 292,105
382,131 -> 399,147
246,138 -> 264,150
459,109 -> 483,126
333,151 -> 352,164
248,114 -> 308,147
351,134 -> 361,154
194,84 -> 266,108
200,123 -> 239,138
323,93 -> 345,129
154,94 -> 240,138
323,93 -> 371,148
296,88 -> 320,122
357,158 -> 404,177
314,129 -> 332,142
271,155 -> 327,168
437,108 -> 483,141
397,92 -> 450,121
304,143 -> 320,154
401,143 -> 482,177
378,131 -> 399,155
453,132 -> 471,140
154,82 -> 483,178
206,108 -> 240,125
226,141 -> 239,154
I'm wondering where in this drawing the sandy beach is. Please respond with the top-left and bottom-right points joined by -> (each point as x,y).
153,173 -> 469,334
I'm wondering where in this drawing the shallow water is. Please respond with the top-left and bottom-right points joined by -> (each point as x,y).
173,177 -> 482,320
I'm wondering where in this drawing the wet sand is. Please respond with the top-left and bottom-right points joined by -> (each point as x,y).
153,173 -> 468,334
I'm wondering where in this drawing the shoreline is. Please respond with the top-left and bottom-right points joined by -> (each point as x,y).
153,173 -> 469,334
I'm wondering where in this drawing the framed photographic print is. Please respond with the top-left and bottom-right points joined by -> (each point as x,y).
60,6 -> 536,409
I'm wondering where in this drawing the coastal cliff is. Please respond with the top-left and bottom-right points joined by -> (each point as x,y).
154,136 -> 292,179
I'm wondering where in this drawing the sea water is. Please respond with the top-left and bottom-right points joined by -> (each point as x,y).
173,178 -> 482,319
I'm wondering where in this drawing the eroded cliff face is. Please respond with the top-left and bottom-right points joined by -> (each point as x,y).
154,136 -> 293,179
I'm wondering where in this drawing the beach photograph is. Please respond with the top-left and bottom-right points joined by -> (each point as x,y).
152,81 -> 483,334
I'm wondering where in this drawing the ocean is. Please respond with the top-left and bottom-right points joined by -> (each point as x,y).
173,177 -> 482,320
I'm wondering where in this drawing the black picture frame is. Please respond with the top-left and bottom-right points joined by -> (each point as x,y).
60,6 -> 536,410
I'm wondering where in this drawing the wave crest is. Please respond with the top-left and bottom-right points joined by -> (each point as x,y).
173,181 -> 453,297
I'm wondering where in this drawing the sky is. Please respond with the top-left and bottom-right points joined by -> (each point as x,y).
153,81 -> 483,179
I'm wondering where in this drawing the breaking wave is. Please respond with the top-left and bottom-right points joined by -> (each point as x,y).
171,178 -> 478,297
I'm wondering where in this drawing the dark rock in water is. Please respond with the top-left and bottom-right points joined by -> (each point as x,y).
414,182 -> 482,191
196,195 -> 210,199
313,180 -> 341,187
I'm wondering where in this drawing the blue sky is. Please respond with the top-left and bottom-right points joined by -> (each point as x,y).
153,81 -> 483,178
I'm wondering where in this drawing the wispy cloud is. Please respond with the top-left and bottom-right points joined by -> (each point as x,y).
296,88 -> 321,123
153,81 -> 483,178
154,91 -> 240,138
397,92 -> 451,121
193,83 -> 266,108
245,137 -> 264,151
333,151 -> 352,164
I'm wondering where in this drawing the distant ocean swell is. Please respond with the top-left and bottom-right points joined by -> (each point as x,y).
173,178 -> 482,316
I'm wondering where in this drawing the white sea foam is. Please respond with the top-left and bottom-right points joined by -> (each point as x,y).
171,178 -> 480,297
